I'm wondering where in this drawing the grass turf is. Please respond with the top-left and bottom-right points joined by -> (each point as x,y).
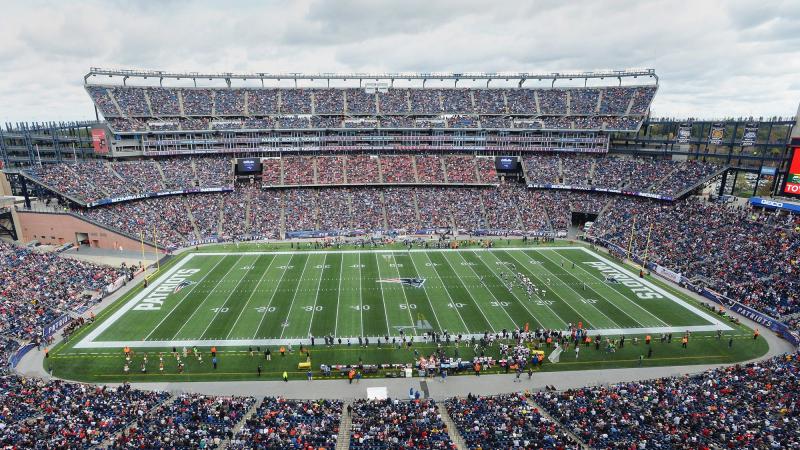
47,240 -> 769,382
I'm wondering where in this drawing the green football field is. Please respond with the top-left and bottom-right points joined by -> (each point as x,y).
72,245 -> 729,349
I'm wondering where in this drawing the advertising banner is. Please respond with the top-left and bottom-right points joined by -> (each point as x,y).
43,314 -> 71,338
91,128 -> 109,154
741,124 -> 759,147
654,264 -> 682,284
676,123 -> 692,144
708,124 -> 725,145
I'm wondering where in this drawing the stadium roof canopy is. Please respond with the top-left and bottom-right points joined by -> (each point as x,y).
85,67 -> 657,88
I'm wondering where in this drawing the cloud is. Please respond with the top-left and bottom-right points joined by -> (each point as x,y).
0,0 -> 797,123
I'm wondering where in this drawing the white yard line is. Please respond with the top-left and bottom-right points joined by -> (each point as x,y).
75,246 -> 732,349
225,255 -> 280,339
251,255 -> 294,339
581,247 -> 730,330
452,250 -> 519,329
438,252 -> 496,332
358,253 -> 365,337
554,249 -> 668,327
392,254 -> 420,333
535,250 -> 638,329
196,246 -> 582,256
78,323 -> 733,348
405,252 -> 445,333
170,256 -> 246,340
76,254 -> 199,348
333,254 -> 344,337
278,254 -> 316,339
375,253 -> 404,336
472,249 -> 549,330
306,254 -> 328,338
503,250 -> 600,330
420,251 -> 470,333
141,255 -> 227,341
196,256 -> 261,340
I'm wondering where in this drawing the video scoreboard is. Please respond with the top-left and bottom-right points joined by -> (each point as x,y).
236,158 -> 262,175
783,139 -> 800,197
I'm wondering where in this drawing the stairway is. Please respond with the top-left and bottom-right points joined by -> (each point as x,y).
219,400 -> 260,449
436,403 -> 467,450
97,394 -> 176,449
526,398 -> 589,449
477,190 -> 489,230
347,192 -> 355,230
143,89 -> 155,116
565,90 -> 572,115
376,155 -> 384,183
279,192 -> 286,239
105,88 -> 126,117
216,196 -> 225,235
177,90 -> 186,116
210,90 -> 217,116
649,165 -> 680,193
335,401 -> 353,450
625,94 -> 635,115
378,191 -> 389,230
244,188 -> 253,233
411,156 -> 421,183
190,158 -> 200,186
106,162 -> 128,185
243,91 -> 250,115
154,160 -> 168,190
184,198 -> 202,240
441,156 -> 449,183
534,91 -> 542,114
412,190 -> 422,227
595,89 -> 603,113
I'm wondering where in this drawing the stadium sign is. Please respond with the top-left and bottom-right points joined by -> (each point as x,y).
749,197 -> 800,214
528,184 -> 674,201
654,264 -> 682,284
676,123 -> 692,144
741,124 -> 759,147
43,314 -> 72,338
708,124 -> 725,145
88,186 -> 233,207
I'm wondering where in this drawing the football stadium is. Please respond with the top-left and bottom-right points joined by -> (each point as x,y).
1,6 -> 799,449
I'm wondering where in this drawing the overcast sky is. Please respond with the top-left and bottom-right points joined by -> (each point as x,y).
1,0 -> 799,124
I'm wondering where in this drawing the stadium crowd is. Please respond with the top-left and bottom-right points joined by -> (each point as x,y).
445,393 -> 577,449
524,155 -> 720,195
28,157 -> 233,204
533,352 -> 800,449
230,397 -> 341,449
88,85 -> 657,132
0,241 -> 128,341
593,196 -> 800,319
109,394 -> 255,449
349,399 -> 454,449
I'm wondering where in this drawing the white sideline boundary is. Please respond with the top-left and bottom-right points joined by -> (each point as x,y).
74,247 -> 732,349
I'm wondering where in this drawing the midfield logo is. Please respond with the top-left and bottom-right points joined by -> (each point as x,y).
173,280 -> 196,293
377,277 -> 426,288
